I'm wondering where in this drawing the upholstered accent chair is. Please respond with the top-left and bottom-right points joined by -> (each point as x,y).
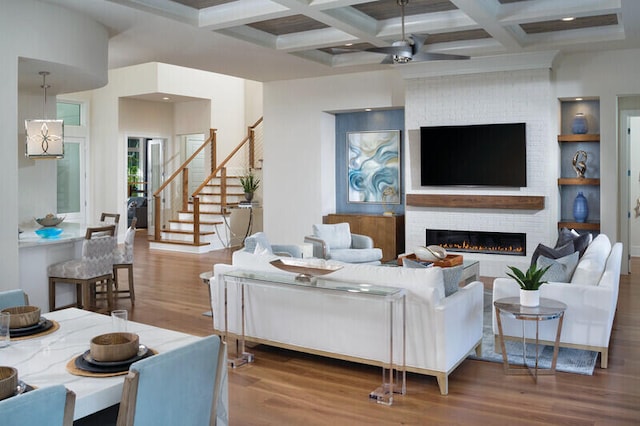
0,289 -> 29,310
304,222 -> 383,264
48,225 -> 116,312
0,385 -> 75,426
117,335 -> 227,426
111,217 -> 137,305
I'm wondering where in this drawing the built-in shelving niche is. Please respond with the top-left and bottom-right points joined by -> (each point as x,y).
558,98 -> 600,232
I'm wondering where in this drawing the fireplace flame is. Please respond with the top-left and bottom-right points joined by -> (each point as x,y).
440,241 -> 524,254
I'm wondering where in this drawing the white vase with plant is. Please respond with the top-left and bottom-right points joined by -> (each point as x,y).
506,264 -> 551,307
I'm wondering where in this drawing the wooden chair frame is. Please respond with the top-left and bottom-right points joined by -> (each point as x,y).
112,217 -> 137,305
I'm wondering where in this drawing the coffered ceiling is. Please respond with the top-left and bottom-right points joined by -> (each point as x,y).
37,0 -> 640,82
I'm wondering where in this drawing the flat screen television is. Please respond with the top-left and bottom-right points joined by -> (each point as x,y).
420,122 -> 527,187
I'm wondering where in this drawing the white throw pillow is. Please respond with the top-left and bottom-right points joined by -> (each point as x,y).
570,234 -> 611,286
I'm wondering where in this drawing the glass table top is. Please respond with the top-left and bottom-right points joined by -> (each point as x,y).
223,270 -> 406,299
494,297 -> 567,320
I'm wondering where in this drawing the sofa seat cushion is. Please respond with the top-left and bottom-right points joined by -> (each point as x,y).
329,248 -> 382,264
571,234 -> 612,286
313,223 -> 351,249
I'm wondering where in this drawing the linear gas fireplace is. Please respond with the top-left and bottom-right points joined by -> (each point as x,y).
426,229 -> 526,256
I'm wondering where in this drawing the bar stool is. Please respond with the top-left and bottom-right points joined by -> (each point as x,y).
48,225 -> 116,312
111,217 -> 137,305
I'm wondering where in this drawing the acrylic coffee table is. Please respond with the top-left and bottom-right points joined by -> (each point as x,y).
494,297 -> 567,382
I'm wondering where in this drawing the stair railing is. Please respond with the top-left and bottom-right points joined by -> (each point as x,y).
152,129 -> 217,242
190,117 -> 263,243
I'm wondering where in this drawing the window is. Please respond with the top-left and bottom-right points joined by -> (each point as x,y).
56,101 -> 81,126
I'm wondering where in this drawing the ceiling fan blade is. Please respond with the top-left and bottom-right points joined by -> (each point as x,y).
412,52 -> 470,61
365,45 -> 411,56
380,55 -> 395,64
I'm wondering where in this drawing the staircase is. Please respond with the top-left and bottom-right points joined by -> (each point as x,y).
149,119 -> 263,253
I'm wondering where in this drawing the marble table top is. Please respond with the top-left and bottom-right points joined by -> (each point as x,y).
1,308 -> 202,420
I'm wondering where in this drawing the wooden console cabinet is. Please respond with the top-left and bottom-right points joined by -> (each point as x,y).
323,214 -> 405,262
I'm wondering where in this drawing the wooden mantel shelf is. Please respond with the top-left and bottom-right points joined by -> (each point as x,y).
406,194 -> 545,210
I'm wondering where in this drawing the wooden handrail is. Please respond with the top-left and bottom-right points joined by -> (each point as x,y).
153,130 -> 217,198
191,117 -> 263,198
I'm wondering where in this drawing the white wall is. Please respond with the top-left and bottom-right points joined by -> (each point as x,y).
262,70 -> 405,244
404,69 -> 556,277
1,0 -> 108,291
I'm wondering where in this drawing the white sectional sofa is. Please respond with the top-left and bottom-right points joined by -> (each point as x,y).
210,250 -> 484,395
492,234 -> 623,368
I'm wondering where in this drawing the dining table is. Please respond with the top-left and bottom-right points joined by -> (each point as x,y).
1,308 -> 225,421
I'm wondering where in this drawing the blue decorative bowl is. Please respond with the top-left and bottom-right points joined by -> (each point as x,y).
35,227 -> 63,239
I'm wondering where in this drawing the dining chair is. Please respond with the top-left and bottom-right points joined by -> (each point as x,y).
101,212 -> 121,233
111,216 -> 137,305
0,384 -> 75,426
117,335 -> 228,426
0,289 -> 29,310
48,225 -> 116,312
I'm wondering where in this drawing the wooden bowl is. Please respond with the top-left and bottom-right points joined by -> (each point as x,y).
90,332 -> 139,362
1,306 -> 41,329
0,366 -> 18,401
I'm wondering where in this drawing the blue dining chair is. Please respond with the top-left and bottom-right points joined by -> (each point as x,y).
0,289 -> 29,310
117,335 -> 227,426
0,384 -> 75,426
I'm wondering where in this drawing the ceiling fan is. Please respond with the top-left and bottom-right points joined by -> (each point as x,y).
342,0 -> 469,64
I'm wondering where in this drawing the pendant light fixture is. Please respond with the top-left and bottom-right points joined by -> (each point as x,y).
25,71 -> 64,159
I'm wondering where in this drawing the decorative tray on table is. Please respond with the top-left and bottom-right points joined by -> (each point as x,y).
270,258 -> 343,282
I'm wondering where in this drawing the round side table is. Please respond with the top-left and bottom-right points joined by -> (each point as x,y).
494,297 -> 567,381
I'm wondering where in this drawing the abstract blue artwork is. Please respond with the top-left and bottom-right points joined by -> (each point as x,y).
347,130 -> 400,203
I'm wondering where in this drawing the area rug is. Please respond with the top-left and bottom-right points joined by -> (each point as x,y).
469,291 -> 598,375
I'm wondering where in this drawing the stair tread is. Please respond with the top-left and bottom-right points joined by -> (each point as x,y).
148,238 -> 210,247
168,219 -> 224,225
162,229 -> 216,236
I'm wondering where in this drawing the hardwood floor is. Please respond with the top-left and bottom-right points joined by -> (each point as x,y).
122,231 -> 640,425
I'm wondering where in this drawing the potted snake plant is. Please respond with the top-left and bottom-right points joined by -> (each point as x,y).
506,264 -> 551,307
239,170 -> 260,202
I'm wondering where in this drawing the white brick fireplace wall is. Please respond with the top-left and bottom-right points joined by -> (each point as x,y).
404,68 -> 558,277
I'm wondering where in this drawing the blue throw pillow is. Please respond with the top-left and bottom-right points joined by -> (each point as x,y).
537,251 -> 580,282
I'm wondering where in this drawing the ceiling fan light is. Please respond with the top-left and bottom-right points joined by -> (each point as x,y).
393,55 -> 412,64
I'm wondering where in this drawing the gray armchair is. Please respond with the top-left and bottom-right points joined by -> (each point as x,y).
304,222 -> 382,264
243,232 -> 303,258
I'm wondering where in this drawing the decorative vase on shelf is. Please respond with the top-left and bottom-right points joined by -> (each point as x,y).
573,192 -> 589,223
244,192 -> 254,202
571,113 -> 588,134
520,289 -> 540,307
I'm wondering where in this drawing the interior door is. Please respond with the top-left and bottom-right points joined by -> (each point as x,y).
147,139 -> 165,235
